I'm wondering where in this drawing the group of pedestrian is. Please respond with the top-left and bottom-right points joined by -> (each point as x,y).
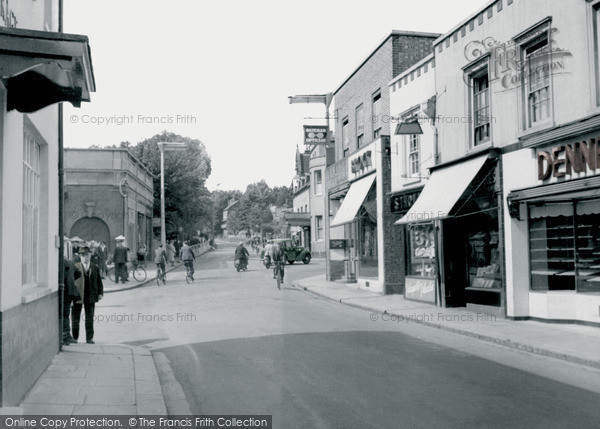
62,246 -> 103,346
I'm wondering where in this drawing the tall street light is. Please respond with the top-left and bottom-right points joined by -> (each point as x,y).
288,93 -> 334,281
158,142 -> 187,248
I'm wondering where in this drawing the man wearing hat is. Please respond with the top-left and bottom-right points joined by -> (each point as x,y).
112,238 -> 129,284
73,246 -> 104,344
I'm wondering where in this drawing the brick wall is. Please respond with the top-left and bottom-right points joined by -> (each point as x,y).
334,33 -> 437,162
1,292 -> 58,405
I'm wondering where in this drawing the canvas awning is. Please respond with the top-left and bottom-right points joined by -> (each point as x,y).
395,155 -> 488,224
330,173 -> 376,227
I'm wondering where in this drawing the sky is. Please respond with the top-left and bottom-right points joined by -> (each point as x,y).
62,0 -> 490,192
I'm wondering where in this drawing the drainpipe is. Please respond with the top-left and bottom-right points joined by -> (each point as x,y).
119,178 -> 128,246
58,0 -> 64,352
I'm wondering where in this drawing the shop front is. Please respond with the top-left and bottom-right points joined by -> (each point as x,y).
397,151 -> 504,314
506,134 -> 600,325
329,138 -> 401,293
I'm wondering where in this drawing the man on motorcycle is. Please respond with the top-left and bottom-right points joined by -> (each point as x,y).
235,242 -> 250,270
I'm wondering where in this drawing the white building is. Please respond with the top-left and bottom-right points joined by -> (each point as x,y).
0,1 -> 95,404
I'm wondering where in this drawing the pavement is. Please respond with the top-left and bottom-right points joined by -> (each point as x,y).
10,267 -> 600,416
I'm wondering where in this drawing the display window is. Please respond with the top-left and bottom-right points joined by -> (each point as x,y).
407,223 -> 436,278
528,200 -> 600,292
357,187 -> 378,278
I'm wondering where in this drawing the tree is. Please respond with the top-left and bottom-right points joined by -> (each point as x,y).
227,180 -> 291,238
128,132 -> 212,241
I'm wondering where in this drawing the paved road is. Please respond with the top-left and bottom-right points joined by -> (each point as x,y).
95,243 -> 600,428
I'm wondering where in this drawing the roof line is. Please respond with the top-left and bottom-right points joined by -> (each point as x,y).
333,30 -> 441,95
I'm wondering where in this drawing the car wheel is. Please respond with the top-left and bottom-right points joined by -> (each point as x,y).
303,254 -> 311,264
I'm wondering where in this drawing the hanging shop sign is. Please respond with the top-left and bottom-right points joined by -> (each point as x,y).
330,239 -> 347,249
390,188 -> 422,215
304,125 -> 328,145
537,137 -> 600,182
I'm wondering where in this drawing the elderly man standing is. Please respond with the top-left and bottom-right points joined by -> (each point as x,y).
112,238 -> 129,284
73,246 -> 104,344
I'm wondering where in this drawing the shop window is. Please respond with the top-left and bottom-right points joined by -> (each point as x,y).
528,201 -> 600,292
23,130 -> 41,286
407,223 -> 436,278
472,70 -> 490,145
356,104 -> 364,147
315,216 -> 323,241
358,187 -> 378,278
314,170 -> 323,196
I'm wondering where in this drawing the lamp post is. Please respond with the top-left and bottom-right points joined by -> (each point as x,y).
158,142 -> 187,248
288,93 -> 334,280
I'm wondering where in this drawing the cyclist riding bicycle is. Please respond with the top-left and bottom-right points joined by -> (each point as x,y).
270,242 -> 286,283
234,241 -> 250,270
179,241 -> 196,281
154,244 -> 167,280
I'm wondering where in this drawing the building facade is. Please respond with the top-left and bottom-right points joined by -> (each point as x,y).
389,54 -> 438,304
286,147 -> 311,249
0,1 -> 95,405
64,148 -> 154,258
327,31 -> 440,293
397,0 -> 600,324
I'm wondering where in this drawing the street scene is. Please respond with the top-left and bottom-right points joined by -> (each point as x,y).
3,0 -> 600,428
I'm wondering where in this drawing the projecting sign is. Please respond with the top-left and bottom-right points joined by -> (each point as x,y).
304,126 -> 328,145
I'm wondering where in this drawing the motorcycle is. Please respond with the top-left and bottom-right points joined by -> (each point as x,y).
235,258 -> 248,272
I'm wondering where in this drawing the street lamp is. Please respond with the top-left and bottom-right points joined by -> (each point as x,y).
158,142 -> 187,248
288,93 -> 334,281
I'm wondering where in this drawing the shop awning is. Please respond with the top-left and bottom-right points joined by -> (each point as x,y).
395,155 -> 488,224
330,173 -> 376,227
0,27 -> 95,113
284,212 -> 311,227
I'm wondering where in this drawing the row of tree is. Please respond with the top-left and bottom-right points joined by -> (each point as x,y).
97,132 -> 292,241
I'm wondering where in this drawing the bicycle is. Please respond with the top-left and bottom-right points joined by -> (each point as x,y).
183,260 -> 194,284
107,261 -> 147,283
274,260 -> 284,290
156,264 -> 166,286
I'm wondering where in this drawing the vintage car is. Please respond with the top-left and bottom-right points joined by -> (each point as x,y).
261,238 -> 311,265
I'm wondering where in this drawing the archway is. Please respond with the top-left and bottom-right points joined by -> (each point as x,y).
69,217 -> 110,248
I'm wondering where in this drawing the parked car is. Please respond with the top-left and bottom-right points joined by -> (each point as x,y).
261,238 -> 311,265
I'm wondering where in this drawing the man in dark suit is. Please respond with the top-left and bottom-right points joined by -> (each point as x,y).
73,246 -> 104,344
112,240 -> 129,284
94,241 -> 108,278
62,258 -> 81,345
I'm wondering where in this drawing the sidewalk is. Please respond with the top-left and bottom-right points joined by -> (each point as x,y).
18,344 -> 166,415
292,275 -> 600,369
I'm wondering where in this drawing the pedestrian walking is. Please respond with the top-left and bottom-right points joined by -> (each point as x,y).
112,239 -> 129,284
72,247 -> 104,344
167,240 -> 176,267
95,241 -> 108,278
62,257 -> 81,345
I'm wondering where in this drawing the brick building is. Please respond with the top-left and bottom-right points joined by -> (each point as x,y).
64,148 -> 154,259
327,30 -> 439,294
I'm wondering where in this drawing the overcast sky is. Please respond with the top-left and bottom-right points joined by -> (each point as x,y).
62,0 -> 489,191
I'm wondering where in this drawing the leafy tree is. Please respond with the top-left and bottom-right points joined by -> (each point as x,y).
128,132 -> 212,241
227,180 -> 291,238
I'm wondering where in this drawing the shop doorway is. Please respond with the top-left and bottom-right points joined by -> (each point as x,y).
443,217 -> 468,307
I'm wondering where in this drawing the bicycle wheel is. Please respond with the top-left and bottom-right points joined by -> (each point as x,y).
133,267 -> 147,282
108,266 -> 116,283
185,272 -> 191,284
156,271 -> 161,286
